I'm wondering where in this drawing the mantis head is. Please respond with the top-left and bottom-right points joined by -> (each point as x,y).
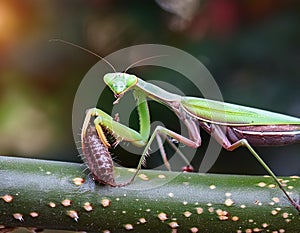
104,73 -> 138,103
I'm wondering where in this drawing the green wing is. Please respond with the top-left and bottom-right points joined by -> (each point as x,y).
181,97 -> 300,125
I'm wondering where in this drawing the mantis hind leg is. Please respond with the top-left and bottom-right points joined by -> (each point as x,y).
209,124 -> 300,212
227,139 -> 300,212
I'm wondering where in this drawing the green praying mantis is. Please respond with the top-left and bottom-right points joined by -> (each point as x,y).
52,40 -> 300,212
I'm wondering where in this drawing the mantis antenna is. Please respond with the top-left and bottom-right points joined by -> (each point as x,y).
124,54 -> 169,73
49,39 -> 168,74
49,39 -> 117,73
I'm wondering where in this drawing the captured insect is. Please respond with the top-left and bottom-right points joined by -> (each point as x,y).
81,111 -> 133,187
51,39 -> 300,212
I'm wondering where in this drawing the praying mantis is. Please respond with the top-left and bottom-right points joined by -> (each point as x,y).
51,40 -> 300,212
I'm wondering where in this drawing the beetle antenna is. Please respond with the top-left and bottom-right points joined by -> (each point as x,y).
49,39 -> 116,73
124,55 -> 168,73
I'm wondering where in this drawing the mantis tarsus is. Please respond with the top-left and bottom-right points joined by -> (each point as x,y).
52,39 -> 300,212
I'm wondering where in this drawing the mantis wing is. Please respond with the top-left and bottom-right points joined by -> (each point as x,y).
181,97 -> 300,126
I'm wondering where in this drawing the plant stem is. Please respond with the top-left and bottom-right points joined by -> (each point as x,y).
0,156 -> 299,232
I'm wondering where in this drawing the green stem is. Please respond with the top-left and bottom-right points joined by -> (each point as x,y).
0,156 -> 299,232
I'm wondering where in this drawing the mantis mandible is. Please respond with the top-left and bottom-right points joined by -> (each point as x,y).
52,40 -> 300,212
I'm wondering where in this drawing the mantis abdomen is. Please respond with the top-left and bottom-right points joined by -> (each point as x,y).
227,125 -> 300,146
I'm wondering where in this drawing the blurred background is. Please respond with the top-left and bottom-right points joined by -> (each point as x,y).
0,0 -> 299,176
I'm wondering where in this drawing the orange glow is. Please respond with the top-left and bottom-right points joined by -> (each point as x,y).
0,2 -> 19,45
